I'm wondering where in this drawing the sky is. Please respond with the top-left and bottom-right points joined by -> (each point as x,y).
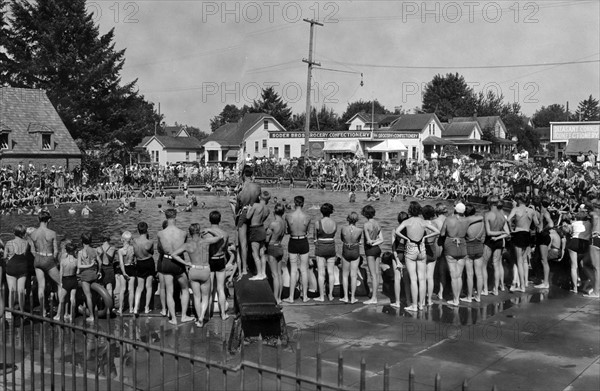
94,0 -> 600,131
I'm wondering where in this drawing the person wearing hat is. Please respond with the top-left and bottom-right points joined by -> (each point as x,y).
439,201 -> 483,306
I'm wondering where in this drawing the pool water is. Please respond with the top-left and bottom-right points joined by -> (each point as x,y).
0,188 -> 454,256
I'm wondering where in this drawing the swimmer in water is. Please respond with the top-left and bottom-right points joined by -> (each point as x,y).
115,205 -> 128,214
68,206 -> 76,214
81,204 -> 92,216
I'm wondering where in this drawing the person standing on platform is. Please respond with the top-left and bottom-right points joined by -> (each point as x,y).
231,166 -> 261,277
507,193 -> 540,292
247,191 -> 271,280
283,195 -> 311,303
266,204 -> 286,304
362,205 -> 384,305
205,211 -> 231,320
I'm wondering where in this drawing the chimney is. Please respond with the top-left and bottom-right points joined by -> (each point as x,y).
473,109 -> 477,119
448,117 -> 453,124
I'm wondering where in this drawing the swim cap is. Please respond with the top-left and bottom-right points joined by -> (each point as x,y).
454,203 -> 466,214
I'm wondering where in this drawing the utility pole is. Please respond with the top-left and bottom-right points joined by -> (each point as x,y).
302,18 -> 323,159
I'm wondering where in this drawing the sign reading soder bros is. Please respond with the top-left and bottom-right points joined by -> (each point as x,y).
269,131 -> 419,139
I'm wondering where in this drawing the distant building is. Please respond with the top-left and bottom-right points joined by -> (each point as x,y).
0,87 -> 82,169
202,113 -> 298,166
346,112 -> 402,131
550,121 -> 600,160
441,121 -> 491,155
452,115 -> 515,154
137,125 -> 202,166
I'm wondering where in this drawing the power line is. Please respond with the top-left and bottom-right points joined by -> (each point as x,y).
324,59 -> 599,70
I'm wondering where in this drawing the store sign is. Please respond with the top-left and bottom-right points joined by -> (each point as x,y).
551,123 -> 600,142
269,131 -> 419,140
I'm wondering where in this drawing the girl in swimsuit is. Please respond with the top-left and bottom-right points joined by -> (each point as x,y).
314,203 -> 337,302
97,235 -> 116,302
78,232 -> 100,322
362,205 -> 384,305
117,231 -> 136,315
55,241 -> 78,322
4,224 -> 31,320
340,212 -> 363,304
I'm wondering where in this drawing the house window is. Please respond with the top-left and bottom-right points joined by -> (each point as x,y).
42,134 -> 52,150
244,142 -> 247,152
284,145 -> 290,158
263,120 -> 269,130
208,150 -> 219,162
254,141 -> 259,152
269,147 -> 273,157
274,147 -> 279,158
0,133 -> 8,149
357,125 -> 362,131
186,151 -> 190,161
262,139 -> 267,149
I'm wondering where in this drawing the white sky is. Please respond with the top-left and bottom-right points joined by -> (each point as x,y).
94,0 -> 600,130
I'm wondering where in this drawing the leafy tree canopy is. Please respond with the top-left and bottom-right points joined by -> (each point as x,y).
209,104 -> 250,132
339,99 -> 390,126
532,104 -> 569,128
249,87 -> 292,129
422,73 -> 477,121
2,0 -> 161,154
575,95 -> 599,121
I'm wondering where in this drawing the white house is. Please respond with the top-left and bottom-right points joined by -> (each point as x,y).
441,121 -> 491,155
346,112 -> 401,131
452,116 -> 515,153
137,127 -> 203,166
387,113 -> 445,161
201,113 -> 302,165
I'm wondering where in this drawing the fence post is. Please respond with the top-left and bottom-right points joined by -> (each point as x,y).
240,330 -> 245,391
491,385 -> 498,391
383,363 -> 390,391
295,341 -> 301,391
359,357 -> 366,391
258,334 -> 263,391
337,351 -> 343,389
316,344 -> 322,391
276,339 -> 283,391
409,367 -> 415,391
435,373 -> 442,391
463,379 -> 469,391
222,340 -> 228,391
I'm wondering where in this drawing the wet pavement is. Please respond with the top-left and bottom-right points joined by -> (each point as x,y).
1,284 -> 599,390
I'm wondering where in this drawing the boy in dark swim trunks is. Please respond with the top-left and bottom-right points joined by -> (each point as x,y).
247,191 -> 271,280
133,222 -> 155,315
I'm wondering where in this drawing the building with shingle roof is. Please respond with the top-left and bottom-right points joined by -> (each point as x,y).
137,128 -> 203,166
201,113 -> 294,166
441,121 -> 491,155
0,87 -> 82,169
346,112 -> 401,130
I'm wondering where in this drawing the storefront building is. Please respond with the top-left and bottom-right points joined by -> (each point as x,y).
550,121 -> 600,160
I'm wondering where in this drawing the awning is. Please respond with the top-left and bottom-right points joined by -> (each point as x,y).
323,140 -> 360,153
225,150 -> 238,159
367,139 -> 408,152
564,138 -> 599,155
422,136 -> 455,146
447,139 -> 492,145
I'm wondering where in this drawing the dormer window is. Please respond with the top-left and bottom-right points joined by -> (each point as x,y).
42,134 -> 52,150
0,131 -> 9,149
263,120 -> 269,130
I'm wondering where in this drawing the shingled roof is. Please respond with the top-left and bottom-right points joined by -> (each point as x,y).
388,113 -> 439,132
442,121 -> 481,138
202,113 -> 274,147
141,135 -> 203,149
453,116 -> 502,131
0,87 -> 81,156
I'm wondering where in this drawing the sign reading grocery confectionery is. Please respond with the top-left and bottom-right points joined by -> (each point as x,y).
550,122 -> 600,143
269,131 -> 419,139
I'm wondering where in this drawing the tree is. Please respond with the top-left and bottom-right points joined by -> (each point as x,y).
290,105 -> 339,132
422,73 -> 477,121
249,87 -> 292,129
574,95 -> 599,121
4,0 -> 161,148
0,0 -> 13,85
339,99 -> 390,127
475,90 -> 505,117
501,103 -> 540,154
209,104 -> 250,131
532,104 -> 569,127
